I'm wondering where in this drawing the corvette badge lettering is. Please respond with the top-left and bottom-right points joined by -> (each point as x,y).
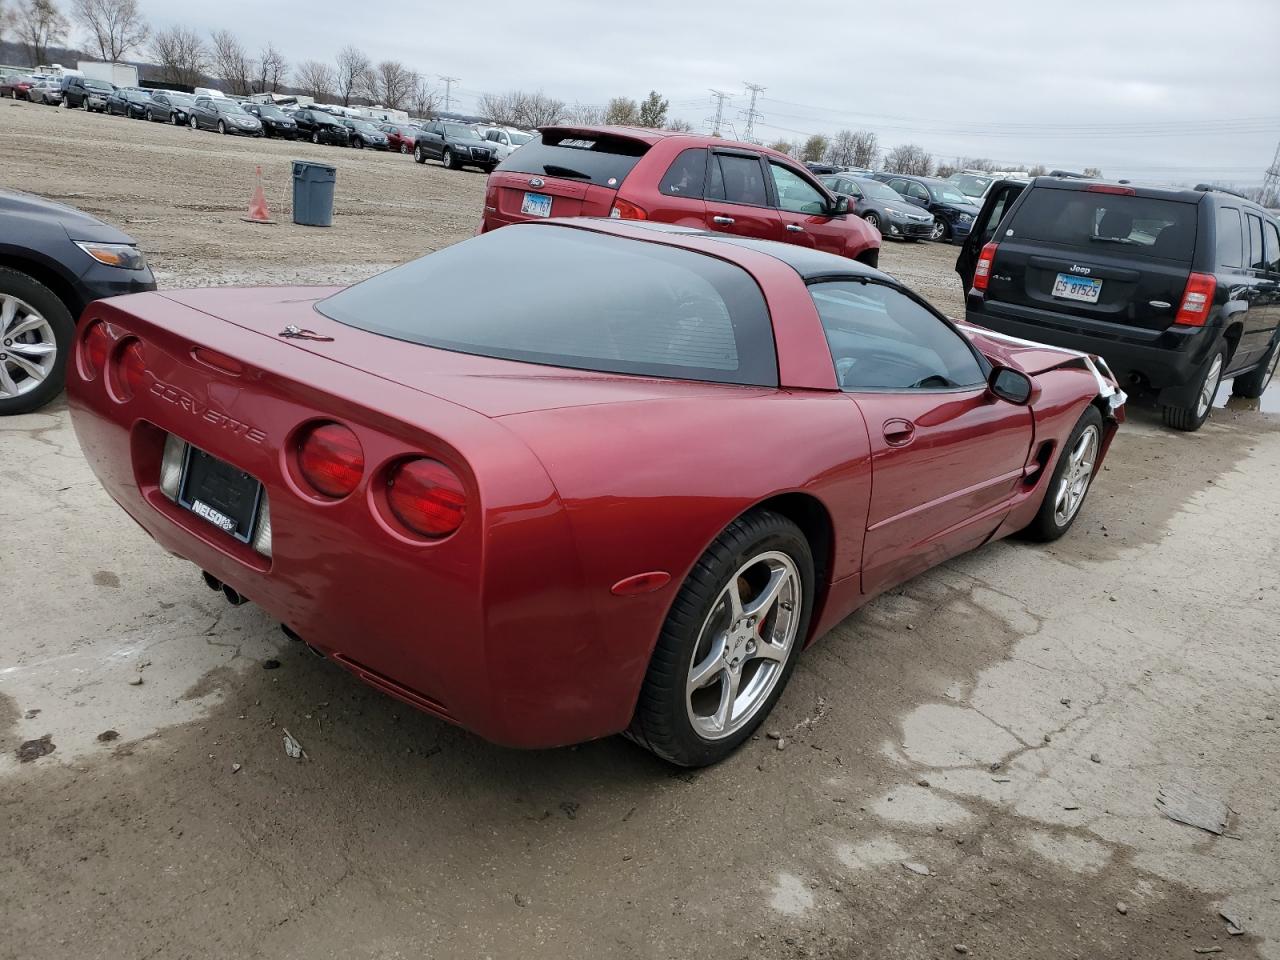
149,381 -> 266,443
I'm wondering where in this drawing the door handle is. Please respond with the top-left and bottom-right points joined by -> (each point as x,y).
786,224 -> 804,233
712,215 -> 735,225
883,419 -> 915,446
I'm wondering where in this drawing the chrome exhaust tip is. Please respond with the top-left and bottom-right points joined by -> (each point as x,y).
221,584 -> 248,606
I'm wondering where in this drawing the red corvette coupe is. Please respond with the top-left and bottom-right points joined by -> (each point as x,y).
68,219 -> 1125,766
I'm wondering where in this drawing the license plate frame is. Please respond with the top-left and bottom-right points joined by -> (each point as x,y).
176,444 -> 263,543
1052,273 -> 1103,303
520,191 -> 553,218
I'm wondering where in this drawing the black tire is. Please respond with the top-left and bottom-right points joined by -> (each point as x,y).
1231,336 -> 1280,400
626,510 -> 815,767
400,143 -> 409,154
146,109 -> 153,122
172,113 -> 180,125
1022,405 -> 1104,542
0,267 -> 75,416
354,138 -> 363,149
82,99 -> 90,111
863,212 -> 880,231
414,145 -> 425,164
1162,347 -> 1225,431
311,131 -> 320,144
930,219 -> 949,242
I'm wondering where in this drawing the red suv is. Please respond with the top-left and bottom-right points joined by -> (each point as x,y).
479,126 -> 881,267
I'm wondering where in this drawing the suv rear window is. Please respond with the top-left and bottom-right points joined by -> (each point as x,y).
317,225 -> 777,386
1010,189 -> 1198,262
495,131 -> 649,187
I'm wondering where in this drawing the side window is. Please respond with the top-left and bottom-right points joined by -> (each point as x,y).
906,182 -> 930,203
843,180 -> 864,199
811,280 -> 986,391
888,179 -> 909,195
658,148 -> 708,198
709,153 -> 769,206
486,130 -> 498,142
1265,220 -> 1280,273
1216,207 -> 1243,268
1247,214 -> 1266,271
978,187 -> 1018,245
769,163 -> 829,214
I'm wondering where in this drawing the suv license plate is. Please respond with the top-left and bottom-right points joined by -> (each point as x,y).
1052,273 -> 1103,303
177,445 -> 263,543
521,192 -> 552,217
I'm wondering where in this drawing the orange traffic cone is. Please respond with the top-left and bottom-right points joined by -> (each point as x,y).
242,166 -> 275,224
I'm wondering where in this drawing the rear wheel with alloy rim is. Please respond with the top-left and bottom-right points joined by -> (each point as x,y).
442,148 -> 456,169
0,268 -> 73,416
311,131 -> 320,144
863,212 -> 880,230
1023,406 -> 1103,541
414,145 -> 425,163
627,510 -> 814,767
930,219 -> 948,241
189,115 -> 198,129
146,109 -> 153,121
217,120 -> 226,135
1231,336 -> 1280,399
1163,348 -> 1224,431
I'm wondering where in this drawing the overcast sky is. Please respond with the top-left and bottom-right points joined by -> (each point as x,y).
138,0 -> 1279,184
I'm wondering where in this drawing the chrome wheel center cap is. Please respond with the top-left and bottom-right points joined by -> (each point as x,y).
725,621 -> 757,669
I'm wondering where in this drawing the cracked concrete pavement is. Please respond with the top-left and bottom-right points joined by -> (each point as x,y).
3,101 -> 1280,959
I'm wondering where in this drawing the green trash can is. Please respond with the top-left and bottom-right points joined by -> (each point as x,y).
291,160 -> 336,227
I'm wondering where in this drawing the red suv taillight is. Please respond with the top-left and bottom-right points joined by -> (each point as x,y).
1174,273 -> 1217,327
296,422 -> 364,499
973,242 -> 998,292
385,458 -> 466,539
610,199 -> 648,221
113,337 -> 146,400
80,321 -> 111,379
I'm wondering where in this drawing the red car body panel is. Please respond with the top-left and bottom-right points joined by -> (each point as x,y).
67,221 -> 1122,749
479,126 -> 881,264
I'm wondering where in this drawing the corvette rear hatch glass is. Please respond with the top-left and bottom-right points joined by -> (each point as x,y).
316,225 -> 778,386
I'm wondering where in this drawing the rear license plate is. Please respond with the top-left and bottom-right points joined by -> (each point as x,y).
1052,273 -> 1103,303
177,445 -> 263,543
521,192 -> 552,217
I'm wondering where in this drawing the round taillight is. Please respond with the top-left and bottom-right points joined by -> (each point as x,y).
81,321 -> 110,379
114,337 -> 146,400
296,422 -> 364,499
386,458 -> 466,539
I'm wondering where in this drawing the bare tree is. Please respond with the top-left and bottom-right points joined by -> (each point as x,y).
604,96 -> 639,125
518,90 -> 566,127
664,118 -> 695,133
70,0 -> 146,61
1083,166 -> 1103,178
479,90 -> 523,125
934,161 -> 959,179
637,90 -> 668,128
409,77 -> 437,119
335,45 -> 371,106
208,29 -> 252,95
1027,163 -> 1048,177
370,60 -> 416,110
13,0 -> 68,66
151,24 -> 206,87
294,59 -> 335,102
958,157 -> 995,172
883,143 -> 933,176
565,101 -> 605,124
849,130 -> 878,168
800,134 -> 829,163
252,42 -> 287,93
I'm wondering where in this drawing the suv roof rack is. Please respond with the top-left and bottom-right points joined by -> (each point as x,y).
1193,183 -> 1249,199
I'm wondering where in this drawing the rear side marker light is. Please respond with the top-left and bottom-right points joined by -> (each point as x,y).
81,321 -> 110,379
610,199 -> 648,220
1174,273 -> 1217,327
385,458 -> 466,539
973,242 -> 998,292
296,422 -> 364,499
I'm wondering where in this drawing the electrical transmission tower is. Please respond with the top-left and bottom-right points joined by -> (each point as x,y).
1262,141 -> 1280,208
707,89 -> 732,136
438,76 -> 460,114
740,82 -> 765,143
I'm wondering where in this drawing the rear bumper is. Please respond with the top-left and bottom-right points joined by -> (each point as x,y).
966,296 -> 1213,392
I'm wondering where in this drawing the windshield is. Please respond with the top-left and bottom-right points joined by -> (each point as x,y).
443,123 -> 482,140
932,184 -> 973,206
167,93 -> 194,105
256,104 -> 286,119
950,173 -> 994,198
317,225 -> 778,387
855,178 -> 902,202
84,79 -> 113,92
218,101 -> 246,113
510,133 -> 532,145
351,120 -> 378,133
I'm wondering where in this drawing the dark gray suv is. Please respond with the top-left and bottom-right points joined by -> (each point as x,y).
958,178 -> 1280,430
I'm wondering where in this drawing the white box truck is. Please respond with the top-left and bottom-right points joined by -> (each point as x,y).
77,61 -> 139,88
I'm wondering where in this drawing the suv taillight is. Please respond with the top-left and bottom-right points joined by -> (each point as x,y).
1174,273 -> 1217,327
973,242 -> 998,292
610,199 -> 648,221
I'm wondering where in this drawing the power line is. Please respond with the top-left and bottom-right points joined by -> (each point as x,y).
438,75 -> 460,113
707,89 -> 732,136
740,82 -> 765,143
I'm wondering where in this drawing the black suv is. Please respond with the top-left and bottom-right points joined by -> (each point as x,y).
412,120 -> 497,171
61,75 -> 114,112
958,178 -> 1280,430
292,108 -> 349,146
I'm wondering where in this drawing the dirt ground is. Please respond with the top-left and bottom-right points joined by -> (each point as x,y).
3,100 -> 1280,960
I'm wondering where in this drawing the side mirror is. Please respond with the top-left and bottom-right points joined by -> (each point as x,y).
832,195 -> 851,216
988,366 -> 1036,405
